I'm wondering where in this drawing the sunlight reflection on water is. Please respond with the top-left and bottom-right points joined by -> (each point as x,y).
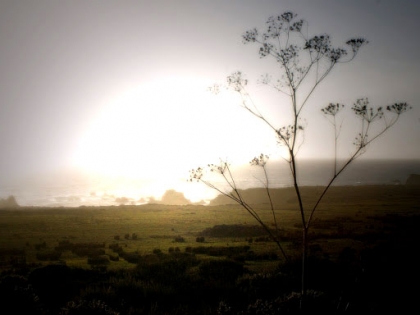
1,159 -> 418,207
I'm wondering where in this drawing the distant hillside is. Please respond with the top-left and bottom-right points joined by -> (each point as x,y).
208,185 -> 419,208
406,174 -> 420,185
209,187 -> 298,207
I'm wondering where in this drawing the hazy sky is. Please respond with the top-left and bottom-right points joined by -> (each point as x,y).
1,0 -> 419,186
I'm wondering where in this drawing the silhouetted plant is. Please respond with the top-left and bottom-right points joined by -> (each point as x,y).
190,10 -> 411,310
196,236 -> 205,243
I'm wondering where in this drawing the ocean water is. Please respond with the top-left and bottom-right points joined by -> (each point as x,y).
234,159 -> 420,188
1,159 -> 419,207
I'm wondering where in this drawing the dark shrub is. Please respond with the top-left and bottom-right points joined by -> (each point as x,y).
198,259 -> 245,283
88,255 -> 110,272
245,290 -> 334,315
0,248 -> 26,267
201,224 -> 268,237
60,299 -> 120,315
135,254 -> 197,285
168,247 -> 181,254
0,275 -> 40,314
34,241 -> 47,251
255,236 -> 271,242
73,248 -> 105,257
108,254 -> 119,262
196,236 -> 205,243
87,255 -> 110,266
28,265 -> 80,311
56,240 -> 73,251
71,243 -> 105,257
36,250 -> 62,261
174,236 -> 185,243
109,243 -> 123,254
191,245 -> 251,257
120,251 -> 141,264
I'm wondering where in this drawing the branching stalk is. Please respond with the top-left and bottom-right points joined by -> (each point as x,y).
190,11 -> 409,312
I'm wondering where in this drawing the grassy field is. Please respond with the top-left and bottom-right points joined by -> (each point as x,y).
1,185 -> 418,269
0,185 -> 419,314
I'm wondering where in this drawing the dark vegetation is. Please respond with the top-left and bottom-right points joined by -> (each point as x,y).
0,186 -> 419,314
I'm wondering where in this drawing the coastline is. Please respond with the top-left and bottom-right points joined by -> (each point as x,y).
1,159 -> 419,208
2,184 -> 418,210
208,184 -> 420,207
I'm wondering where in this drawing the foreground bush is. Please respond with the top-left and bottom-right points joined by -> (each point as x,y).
60,299 -> 120,315
0,235 -> 417,314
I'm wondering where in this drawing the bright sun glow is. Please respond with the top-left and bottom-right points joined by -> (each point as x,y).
72,75 -> 276,202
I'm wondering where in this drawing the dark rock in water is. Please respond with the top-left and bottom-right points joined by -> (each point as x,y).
406,174 -> 420,185
149,189 -> 195,205
160,189 -> 191,205
0,195 -> 19,208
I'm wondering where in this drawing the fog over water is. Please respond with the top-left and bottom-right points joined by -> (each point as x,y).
1,1 -> 419,207
1,159 -> 419,207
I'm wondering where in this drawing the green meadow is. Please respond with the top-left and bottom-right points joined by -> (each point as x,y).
0,185 -> 419,314
0,203 -> 283,271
